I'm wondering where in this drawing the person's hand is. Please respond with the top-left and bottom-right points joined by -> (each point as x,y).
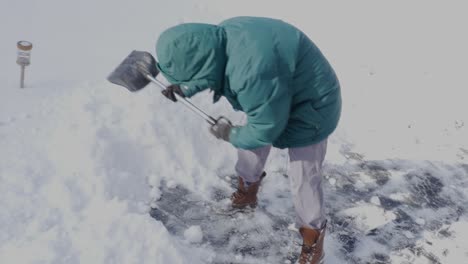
161,84 -> 186,102
210,117 -> 233,142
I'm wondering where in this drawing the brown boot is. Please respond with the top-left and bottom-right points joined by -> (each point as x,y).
299,222 -> 326,264
231,172 -> 266,209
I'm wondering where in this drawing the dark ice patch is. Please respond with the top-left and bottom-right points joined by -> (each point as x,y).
405,172 -> 450,209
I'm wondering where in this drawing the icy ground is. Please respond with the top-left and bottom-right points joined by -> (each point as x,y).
1,0 -> 468,263
152,150 -> 468,263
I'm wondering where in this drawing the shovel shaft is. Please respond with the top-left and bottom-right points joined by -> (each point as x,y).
145,75 -> 217,126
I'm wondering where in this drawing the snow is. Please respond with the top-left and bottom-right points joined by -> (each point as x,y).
166,180 -> 178,189
415,218 -> 426,226
340,203 -> 397,233
1,0 -> 468,263
184,225 -> 204,244
370,196 -> 381,206
149,186 -> 162,201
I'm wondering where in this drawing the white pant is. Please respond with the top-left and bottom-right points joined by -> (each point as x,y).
235,139 -> 328,229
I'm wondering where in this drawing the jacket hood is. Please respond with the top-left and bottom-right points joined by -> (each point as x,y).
156,23 -> 227,97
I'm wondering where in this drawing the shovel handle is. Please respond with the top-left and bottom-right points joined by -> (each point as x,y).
145,75 -> 217,126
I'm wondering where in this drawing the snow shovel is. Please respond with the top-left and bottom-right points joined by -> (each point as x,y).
107,50 -> 219,126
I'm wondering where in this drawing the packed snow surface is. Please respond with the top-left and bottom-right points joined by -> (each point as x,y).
1,0 -> 467,263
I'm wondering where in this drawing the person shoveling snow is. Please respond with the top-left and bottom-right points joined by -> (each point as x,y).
109,16 -> 341,264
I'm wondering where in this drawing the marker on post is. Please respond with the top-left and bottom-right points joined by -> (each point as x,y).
16,41 -> 33,88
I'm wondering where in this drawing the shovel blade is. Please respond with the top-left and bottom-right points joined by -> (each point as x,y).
107,50 -> 159,92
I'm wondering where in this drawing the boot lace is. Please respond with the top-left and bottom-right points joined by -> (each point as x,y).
232,188 -> 247,200
299,243 -> 317,263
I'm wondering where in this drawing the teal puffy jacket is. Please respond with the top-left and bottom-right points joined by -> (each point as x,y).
156,17 -> 341,150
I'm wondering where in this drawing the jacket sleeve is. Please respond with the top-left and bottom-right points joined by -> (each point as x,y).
229,76 -> 291,149
156,63 -> 211,98
178,79 -> 211,98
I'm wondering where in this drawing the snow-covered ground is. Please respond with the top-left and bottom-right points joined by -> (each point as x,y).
1,0 -> 467,263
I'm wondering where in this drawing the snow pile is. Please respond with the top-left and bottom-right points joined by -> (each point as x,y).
0,83 -> 216,263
